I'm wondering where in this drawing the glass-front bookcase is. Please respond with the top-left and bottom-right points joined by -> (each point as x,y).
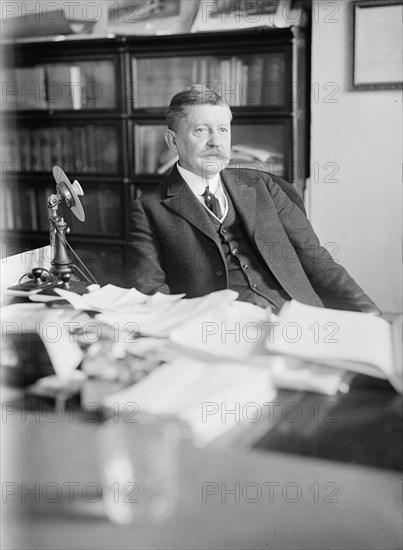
3,60 -> 117,111
1,28 -> 308,284
133,52 -> 287,108
3,122 -> 121,174
1,38 -> 127,284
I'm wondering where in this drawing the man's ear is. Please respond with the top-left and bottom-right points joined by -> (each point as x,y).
165,130 -> 178,152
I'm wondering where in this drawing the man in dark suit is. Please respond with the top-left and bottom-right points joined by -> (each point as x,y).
126,86 -> 379,315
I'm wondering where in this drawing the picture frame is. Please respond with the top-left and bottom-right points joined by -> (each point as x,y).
350,0 -> 402,90
190,0 -> 305,33
106,0 -> 199,35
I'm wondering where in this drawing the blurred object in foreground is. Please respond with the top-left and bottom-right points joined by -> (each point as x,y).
97,415 -> 185,524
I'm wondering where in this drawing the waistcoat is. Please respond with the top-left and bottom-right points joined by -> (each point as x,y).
208,189 -> 290,312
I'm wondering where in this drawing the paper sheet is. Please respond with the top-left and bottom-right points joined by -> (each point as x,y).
169,299 -> 272,362
1,302 -> 83,379
270,356 -> 349,396
266,300 -> 394,381
55,284 -> 186,313
103,357 -> 276,445
95,289 -> 239,337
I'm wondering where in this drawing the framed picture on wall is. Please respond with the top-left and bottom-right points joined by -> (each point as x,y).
350,0 -> 402,90
106,0 -> 199,35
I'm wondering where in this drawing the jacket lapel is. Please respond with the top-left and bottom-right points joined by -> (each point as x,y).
221,169 -> 257,237
161,165 -> 221,244
223,168 -> 288,252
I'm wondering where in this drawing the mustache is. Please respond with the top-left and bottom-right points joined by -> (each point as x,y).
201,147 -> 226,158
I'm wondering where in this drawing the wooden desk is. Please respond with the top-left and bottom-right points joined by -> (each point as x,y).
1,412 -> 402,550
255,376 -> 403,471
1,311 -> 402,548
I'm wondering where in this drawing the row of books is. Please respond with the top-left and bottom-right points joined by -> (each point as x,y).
2,125 -> 119,174
3,61 -> 116,111
134,54 -> 286,108
59,185 -> 123,236
1,185 -> 122,236
1,186 -> 37,231
4,54 -> 287,112
136,125 -> 167,174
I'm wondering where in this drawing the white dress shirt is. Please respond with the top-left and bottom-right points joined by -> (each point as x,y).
176,162 -> 228,222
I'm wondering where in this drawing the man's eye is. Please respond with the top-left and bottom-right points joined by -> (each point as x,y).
219,127 -> 229,133
195,128 -> 207,134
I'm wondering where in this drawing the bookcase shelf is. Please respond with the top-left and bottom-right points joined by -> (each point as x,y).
1,27 -> 308,285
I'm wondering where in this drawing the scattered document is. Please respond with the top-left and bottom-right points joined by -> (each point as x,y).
265,300 -> 402,393
103,357 -> 276,445
169,299 -> 271,362
270,356 -> 350,396
55,284 -> 185,312
4,283 -> 398,397
95,289 -> 239,338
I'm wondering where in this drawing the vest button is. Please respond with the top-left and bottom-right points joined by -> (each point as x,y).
231,248 -> 238,255
242,264 -> 249,270
222,228 -> 227,233
252,283 -> 257,290
216,270 -> 224,277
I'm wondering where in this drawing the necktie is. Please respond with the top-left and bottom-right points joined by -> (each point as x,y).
202,186 -> 222,219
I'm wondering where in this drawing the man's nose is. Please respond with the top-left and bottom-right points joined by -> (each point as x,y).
207,129 -> 221,146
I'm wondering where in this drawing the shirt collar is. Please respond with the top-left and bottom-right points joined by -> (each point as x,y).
176,162 -> 221,196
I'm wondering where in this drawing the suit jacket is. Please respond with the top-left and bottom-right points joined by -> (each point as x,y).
126,166 -> 379,313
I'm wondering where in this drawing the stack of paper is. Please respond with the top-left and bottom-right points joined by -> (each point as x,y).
56,285 -> 239,338
103,357 -> 276,446
169,299 -> 271,362
167,299 -> 362,396
264,300 -> 402,393
5,280 -> 384,397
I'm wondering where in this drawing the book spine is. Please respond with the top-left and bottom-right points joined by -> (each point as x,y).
229,56 -> 237,106
86,125 -> 97,173
1,188 -> 11,229
80,126 -> 88,173
11,185 -> 23,229
220,59 -> 231,103
28,188 -> 38,230
263,54 -> 283,106
241,63 -> 249,106
6,187 -> 14,229
52,130 -> 62,167
40,128 -> 52,172
98,189 -> 107,234
83,63 -> 96,109
17,129 -> 28,171
235,58 -> 243,106
247,56 -> 264,106
31,130 -> 41,171
61,128 -> 70,171
70,66 -> 82,110
72,126 -> 82,172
